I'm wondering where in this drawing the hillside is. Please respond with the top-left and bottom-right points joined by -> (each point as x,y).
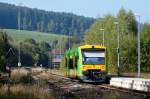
4,29 -> 68,43
0,2 -> 95,35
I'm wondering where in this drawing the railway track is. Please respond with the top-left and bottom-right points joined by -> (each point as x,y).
47,72 -> 150,99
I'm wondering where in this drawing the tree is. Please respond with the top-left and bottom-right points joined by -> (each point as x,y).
84,9 -> 138,74
0,30 -> 10,71
141,23 -> 150,72
39,41 -> 51,52
0,2 -> 95,36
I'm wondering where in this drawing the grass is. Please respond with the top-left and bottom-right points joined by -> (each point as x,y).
3,29 -> 68,43
32,68 -> 65,81
0,68 -> 53,99
0,84 -> 52,99
31,67 -> 44,75
10,68 -> 30,84
121,72 -> 150,79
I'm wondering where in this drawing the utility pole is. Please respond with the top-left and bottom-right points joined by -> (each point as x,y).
100,28 -> 105,46
53,44 -> 55,69
18,3 -> 22,67
68,32 -> 71,50
59,38 -> 62,67
18,42 -> 21,67
114,22 -> 120,76
135,14 -> 141,77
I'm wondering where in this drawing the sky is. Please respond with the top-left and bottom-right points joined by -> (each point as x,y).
0,0 -> 149,23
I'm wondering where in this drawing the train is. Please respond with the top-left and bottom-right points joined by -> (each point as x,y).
65,45 -> 108,82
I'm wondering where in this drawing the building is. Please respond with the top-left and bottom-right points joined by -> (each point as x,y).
49,49 -> 64,68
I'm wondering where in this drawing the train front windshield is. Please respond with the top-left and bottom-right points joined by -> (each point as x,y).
82,49 -> 105,65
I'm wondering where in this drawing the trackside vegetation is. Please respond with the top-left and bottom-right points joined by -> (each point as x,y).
84,8 -> 150,74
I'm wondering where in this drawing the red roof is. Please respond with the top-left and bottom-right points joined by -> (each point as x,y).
50,49 -> 64,54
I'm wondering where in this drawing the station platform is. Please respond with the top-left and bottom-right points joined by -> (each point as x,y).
110,77 -> 150,92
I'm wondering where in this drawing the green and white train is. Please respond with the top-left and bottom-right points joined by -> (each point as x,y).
65,45 -> 108,82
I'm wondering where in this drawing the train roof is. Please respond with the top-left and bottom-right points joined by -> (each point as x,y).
79,45 -> 106,49
65,45 -> 106,58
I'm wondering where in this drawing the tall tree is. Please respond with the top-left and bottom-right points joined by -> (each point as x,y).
0,30 -> 10,71
141,23 -> 150,72
84,9 -> 138,73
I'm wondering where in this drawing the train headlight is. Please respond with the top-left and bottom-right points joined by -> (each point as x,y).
83,66 -> 87,70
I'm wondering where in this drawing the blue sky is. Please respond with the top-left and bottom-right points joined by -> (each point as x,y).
0,0 -> 149,22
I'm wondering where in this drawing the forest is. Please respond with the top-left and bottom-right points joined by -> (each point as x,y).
0,2 -> 95,35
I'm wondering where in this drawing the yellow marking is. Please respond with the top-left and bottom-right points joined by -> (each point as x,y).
80,45 -> 92,49
94,46 -> 106,49
80,45 -> 106,49
82,65 -> 105,71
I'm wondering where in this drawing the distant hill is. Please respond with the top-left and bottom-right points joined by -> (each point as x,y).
0,2 -> 95,35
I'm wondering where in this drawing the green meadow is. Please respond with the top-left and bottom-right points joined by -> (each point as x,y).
4,29 -> 68,43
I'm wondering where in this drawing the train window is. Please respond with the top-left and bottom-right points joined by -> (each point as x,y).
74,56 -> 78,68
65,58 -> 68,67
83,57 -> 105,65
83,51 -> 104,57
82,49 -> 105,65
69,59 -> 74,69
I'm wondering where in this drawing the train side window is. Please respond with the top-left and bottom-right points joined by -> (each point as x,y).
65,58 -> 68,67
74,56 -> 78,68
69,59 -> 73,69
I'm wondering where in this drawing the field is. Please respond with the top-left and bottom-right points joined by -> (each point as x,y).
4,29 -> 68,43
0,68 -> 53,99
